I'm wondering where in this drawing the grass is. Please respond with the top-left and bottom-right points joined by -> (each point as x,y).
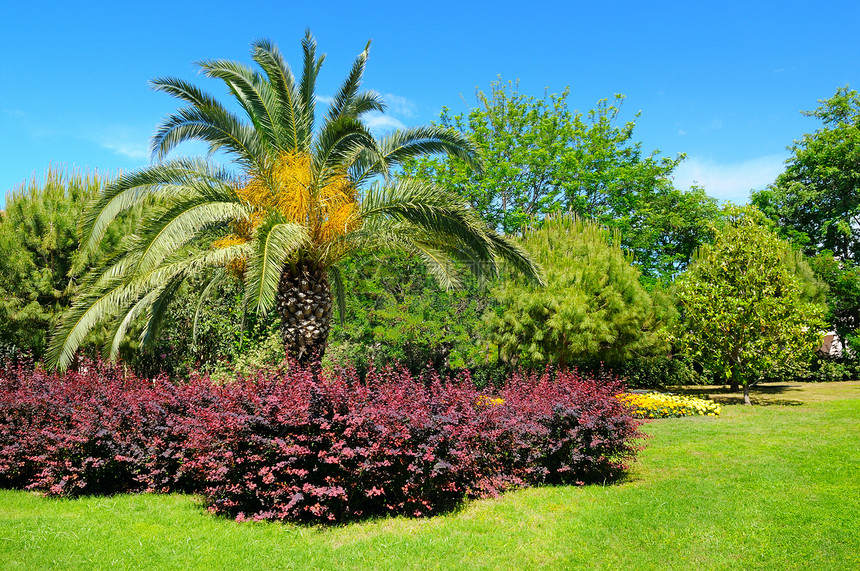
1,382 -> 858,570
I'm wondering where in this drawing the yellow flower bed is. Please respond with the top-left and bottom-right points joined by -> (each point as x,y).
618,392 -> 721,418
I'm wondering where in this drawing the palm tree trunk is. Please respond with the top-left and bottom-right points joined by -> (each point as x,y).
276,264 -> 333,367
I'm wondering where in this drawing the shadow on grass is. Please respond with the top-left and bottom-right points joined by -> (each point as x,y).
668,384 -> 805,407
710,396 -> 804,407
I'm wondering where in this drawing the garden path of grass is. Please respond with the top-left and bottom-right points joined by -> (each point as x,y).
1,382 -> 858,570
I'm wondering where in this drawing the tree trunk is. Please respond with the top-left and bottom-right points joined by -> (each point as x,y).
276,264 -> 333,367
743,382 -> 751,406
729,356 -> 740,392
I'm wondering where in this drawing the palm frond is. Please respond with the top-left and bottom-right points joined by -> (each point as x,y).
485,230 -> 545,285
48,271 -> 153,371
298,29 -> 325,148
104,272 -> 185,359
130,200 -> 247,277
48,244 -> 250,371
325,40 -> 376,123
381,126 -> 481,168
328,264 -> 347,325
193,271 -> 227,345
353,126 -> 481,182
150,77 -> 223,113
197,59 -> 281,147
78,158 -> 236,258
338,219 -> 487,290
104,284 -> 163,360
313,115 -> 378,182
244,216 -> 309,316
411,243 -> 463,291
151,104 -> 263,169
140,272 -> 188,349
358,178 -> 494,261
251,39 -> 302,151
343,90 -> 387,118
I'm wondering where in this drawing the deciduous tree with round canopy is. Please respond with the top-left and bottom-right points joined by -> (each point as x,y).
674,207 -> 826,405
48,32 -> 540,370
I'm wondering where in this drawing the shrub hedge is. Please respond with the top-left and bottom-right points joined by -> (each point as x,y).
0,360 -> 199,494
0,360 -> 642,523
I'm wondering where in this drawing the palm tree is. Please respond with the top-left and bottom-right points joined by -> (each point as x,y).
48,32 -> 541,370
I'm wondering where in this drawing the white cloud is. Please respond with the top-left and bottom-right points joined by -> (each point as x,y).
100,139 -> 149,159
381,93 -> 417,117
90,126 -> 215,162
673,154 -> 788,203
364,112 -> 405,134
88,126 -> 151,159
678,129 -> 687,136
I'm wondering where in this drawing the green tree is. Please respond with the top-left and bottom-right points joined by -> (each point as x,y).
0,168 -> 132,359
752,86 -> 860,347
48,33 -> 540,370
807,252 -> 860,352
484,214 -> 672,369
628,185 -> 721,284
402,79 -> 716,282
751,85 -> 860,261
674,207 -> 826,405
326,251 -> 491,374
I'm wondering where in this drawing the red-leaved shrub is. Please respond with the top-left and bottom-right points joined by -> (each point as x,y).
0,359 -> 642,523
0,360 -> 197,495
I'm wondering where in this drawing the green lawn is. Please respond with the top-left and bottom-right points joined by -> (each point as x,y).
2,382 -> 858,570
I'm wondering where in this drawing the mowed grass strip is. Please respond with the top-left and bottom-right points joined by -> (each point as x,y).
1,383 -> 858,570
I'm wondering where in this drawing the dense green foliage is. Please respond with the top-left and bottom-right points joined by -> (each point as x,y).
808,252 -> 860,351
485,214 -> 673,369
753,87 -> 860,354
0,169 -> 132,359
752,86 -> 860,261
403,80 -> 683,235
628,185 -> 721,284
402,80 -> 717,282
674,208 -> 826,402
48,34 -> 539,370
326,251 -> 490,374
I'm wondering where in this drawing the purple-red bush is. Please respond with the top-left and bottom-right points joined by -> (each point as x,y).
0,360 -> 198,495
186,366 -> 641,522
0,359 -> 642,523
187,367 -> 499,521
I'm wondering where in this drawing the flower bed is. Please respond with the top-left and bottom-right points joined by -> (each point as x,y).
618,392 -> 721,418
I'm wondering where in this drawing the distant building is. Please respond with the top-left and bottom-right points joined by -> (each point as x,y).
819,331 -> 847,357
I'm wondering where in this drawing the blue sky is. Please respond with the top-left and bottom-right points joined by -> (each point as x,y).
2,0 -> 858,208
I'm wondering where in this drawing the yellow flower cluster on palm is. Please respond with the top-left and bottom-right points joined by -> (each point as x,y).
617,392 -> 721,418
214,152 -> 359,276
